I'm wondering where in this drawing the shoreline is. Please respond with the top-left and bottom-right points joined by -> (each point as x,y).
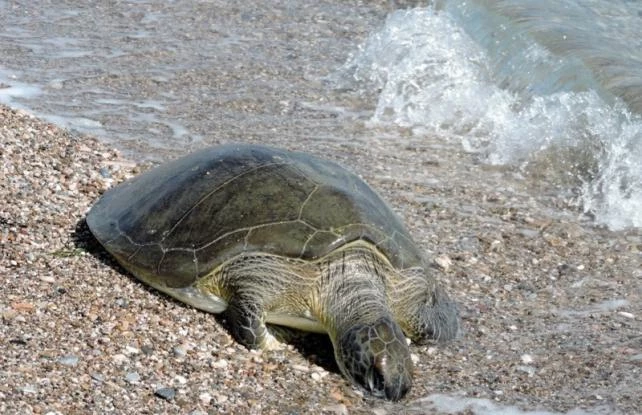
1,104 -> 640,414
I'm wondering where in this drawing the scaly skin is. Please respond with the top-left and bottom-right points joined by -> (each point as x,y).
194,241 -> 458,400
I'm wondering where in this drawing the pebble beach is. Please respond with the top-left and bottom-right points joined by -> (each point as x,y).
1,103 -> 640,414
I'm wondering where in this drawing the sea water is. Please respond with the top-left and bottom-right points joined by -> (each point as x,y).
0,0 -> 640,230
334,1 -> 642,230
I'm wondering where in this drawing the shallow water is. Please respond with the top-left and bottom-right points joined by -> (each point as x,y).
1,1 -> 641,230
420,393 -> 619,415
0,0 -> 375,156
333,2 -> 642,231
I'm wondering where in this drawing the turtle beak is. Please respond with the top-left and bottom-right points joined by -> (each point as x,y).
366,360 -> 386,397
367,354 -> 410,401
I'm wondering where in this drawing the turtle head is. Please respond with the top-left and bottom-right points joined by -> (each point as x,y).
335,316 -> 413,401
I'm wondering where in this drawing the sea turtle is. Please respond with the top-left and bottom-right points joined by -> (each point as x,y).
86,144 -> 458,400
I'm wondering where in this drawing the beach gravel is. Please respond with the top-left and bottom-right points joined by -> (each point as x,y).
1,97 -> 640,413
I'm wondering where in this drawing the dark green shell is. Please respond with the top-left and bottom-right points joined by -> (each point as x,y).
87,144 -> 425,288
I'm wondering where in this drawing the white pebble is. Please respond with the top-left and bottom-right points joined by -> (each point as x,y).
434,254 -> 452,271
199,392 -> 212,405
211,359 -> 228,369
215,393 -> 229,404
312,370 -> 328,380
321,404 -> 348,414
174,375 -> 188,385
521,354 -> 534,364
112,353 -> 129,364
124,345 -> 140,355
291,364 -> 309,373
618,311 -> 635,319
410,353 -> 420,364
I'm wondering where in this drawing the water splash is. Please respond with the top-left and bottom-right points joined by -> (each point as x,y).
335,7 -> 642,230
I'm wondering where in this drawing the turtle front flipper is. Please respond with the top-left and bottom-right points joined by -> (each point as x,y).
226,296 -> 282,351
316,246 -> 415,401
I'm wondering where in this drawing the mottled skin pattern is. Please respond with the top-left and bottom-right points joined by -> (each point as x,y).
87,144 -> 459,400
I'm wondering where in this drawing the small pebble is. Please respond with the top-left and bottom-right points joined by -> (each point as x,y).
58,355 -> 79,367
291,364 -> 309,372
517,365 -> 536,377
154,387 -> 176,401
214,393 -> 229,404
91,373 -> 105,382
618,311 -> 634,319
211,358 -> 228,369
521,354 -> 534,364
21,385 -> 37,394
141,345 -> 155,355
112,353 -> 129,364
173,346 -> 188,357
11,302 -> 35,313
490,240 -> 503,252
124,345 -> 140,355
199,392 -> 212,405
48,79 -> 64,89
434,254 -> 452,271
321,404 -> 348,414
125,372 -> 140,384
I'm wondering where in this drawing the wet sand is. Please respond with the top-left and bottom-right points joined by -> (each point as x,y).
1,103 -> 640,414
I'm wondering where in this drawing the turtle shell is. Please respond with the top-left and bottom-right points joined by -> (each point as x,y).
87,144 -> 426,288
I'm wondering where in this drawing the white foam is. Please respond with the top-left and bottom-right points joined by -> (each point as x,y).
418,393 -> 621,415
336,8 -> 642,231
0,69 -> 42,104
